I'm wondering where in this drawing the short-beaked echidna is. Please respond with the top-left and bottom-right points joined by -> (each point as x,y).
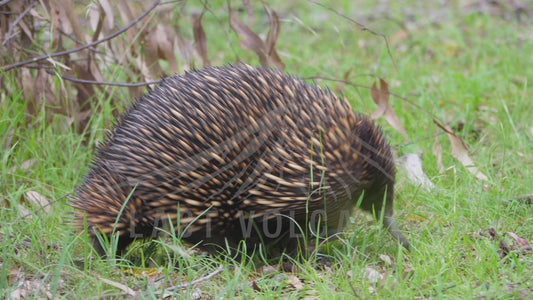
71,64 -> 409,255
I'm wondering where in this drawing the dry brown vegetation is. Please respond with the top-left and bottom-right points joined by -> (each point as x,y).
1,0 -> 287,136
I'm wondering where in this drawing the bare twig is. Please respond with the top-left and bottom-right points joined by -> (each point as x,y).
303,75 -> 450,149
2,1 -> 37,46
157,265 -> 224,294
1,0 -> 162,72
97,276 -> 137,297
309,0 -> 398,71
44,69 -> 162,87
0,0 -> 15,7
12,193 -> 70,224
302,75 -> 433,118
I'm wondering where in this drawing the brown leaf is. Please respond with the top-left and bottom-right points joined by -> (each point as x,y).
10,275 -> 54,299
390,28 -> 411,45
480,228 -> 532,258
6,1 -> 35,50
116,0 -> 139,54
35,68 -> 57,116
59,0 -> 81,41
88,3 -> 104,41
362,266 -> 383,283
370,79 -> 387,119
98,0 -> 114,31
9,159 -> 37,174
228,2 -> 268,67
145,24 -> 177,75
175,28 -> 197,70
4,129 -> 14,151
144,27 -> 162,76
370,78 -> 408,140
88,55 -> 104,83
379,254 -> 393,266
192,12 -> 211,67
243,0 -> 255,27
17,204 -> 31,218
250,280 -> 262,292
264,6 -> 285,70
97,276 -> 137,297
398,153 -> 436,191
336,68 -> 352,94
25,191 -> 50,212
117,0 -> 134,24
21,69 -> 34,115
69,60 -> 98,109
434,120 -> 488,181
505,232 -> 531,249
286,274 -> 304,290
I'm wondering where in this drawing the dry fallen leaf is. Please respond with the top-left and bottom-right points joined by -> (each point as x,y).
397,153 -> 436,191
481,228 -> 532,258
16,204 -> 31,218
228,3 -> 284,69
192,11 -> 211,67
48,0 -> 61,50
379,254 -> 393,266
434,120 -> 488,181
264,5 -> 285,70
243,0 -> 255,26
98,0 -> 114,31
286,274 -> 304,290
9,159 -> 37,174
146,24 -> 178,75
362,266 -> 383,283
25,191 -> 50,212
370,78 -> 409,140
97,276 -> 137,297
59,0 -> 80,40
11,277 -> 54,299
335,68 -> 352,94
505,232 -> 531,250
229,4 -> 268,67
250,280 -> 262,292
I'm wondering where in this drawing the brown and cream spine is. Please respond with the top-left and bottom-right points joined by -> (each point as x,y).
71,64 -> 409,255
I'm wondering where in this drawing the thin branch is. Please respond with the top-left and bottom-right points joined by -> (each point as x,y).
97,276 -> 137,297
302,75 -> 433,118
157,265 -> 224,294
302,76 -> 436,119
13,193 -> 70,224
1,0 -> 162,72
303,75 -> 452,148
45,69 -> 162,87
0,0 -> 14,7
2,1 -> 37,46
309,0 -> 398,71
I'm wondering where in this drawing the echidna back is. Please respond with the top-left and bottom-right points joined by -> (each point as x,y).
72,64 -> 408,255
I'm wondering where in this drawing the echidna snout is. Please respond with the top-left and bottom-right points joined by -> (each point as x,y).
71,64 -> 409,255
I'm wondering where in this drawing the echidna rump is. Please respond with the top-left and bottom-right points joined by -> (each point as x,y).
71,64 -> 409,255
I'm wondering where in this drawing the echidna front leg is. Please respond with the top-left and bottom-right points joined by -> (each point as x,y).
91,234 -> 136,256
360,184 -> 410,250
383,216 -> 410,250
382,186 -> 410,250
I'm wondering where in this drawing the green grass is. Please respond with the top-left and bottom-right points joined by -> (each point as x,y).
1,0 -> 533,298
